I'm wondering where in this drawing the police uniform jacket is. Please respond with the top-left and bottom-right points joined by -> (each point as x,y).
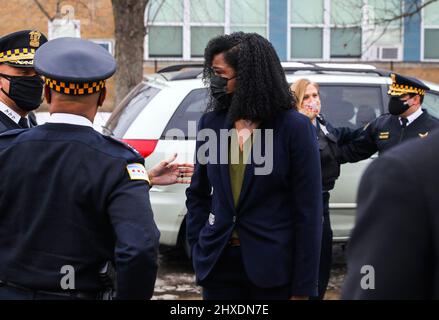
342,128 -> 439,299
316,116 -> 362,192
339,109 -> 439,163
0,116 -> 160,299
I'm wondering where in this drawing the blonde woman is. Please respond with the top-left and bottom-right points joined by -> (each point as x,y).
291,79 -> 361,300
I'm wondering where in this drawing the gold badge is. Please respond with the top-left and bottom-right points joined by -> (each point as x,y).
379,132 -> 390,140
419,132 -> 429,138
29,31 -> 41,48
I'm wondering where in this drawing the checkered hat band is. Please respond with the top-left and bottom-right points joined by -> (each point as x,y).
388,84 -> 425,96
45,78 -> 106,95
0,48 -> 36,63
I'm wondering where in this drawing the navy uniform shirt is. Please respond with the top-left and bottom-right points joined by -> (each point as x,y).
0,113 -> 160,299
339,109 -> 439,163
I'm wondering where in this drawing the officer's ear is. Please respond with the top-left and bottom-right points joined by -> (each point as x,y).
410,94 -> 421,106
97,87 -> 106,107
44,85 -> 52,104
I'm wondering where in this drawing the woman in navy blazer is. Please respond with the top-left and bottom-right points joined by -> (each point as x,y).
186,32 -> 323,300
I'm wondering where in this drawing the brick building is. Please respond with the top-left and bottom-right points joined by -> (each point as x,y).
0,0 -> 116,110
2,0 -> 439,110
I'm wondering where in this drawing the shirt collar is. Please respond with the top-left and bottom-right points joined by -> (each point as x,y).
400,107 -> 423,126
0,101 -> 21,124
47,113 -> 93,128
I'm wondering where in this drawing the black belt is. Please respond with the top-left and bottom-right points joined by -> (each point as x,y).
0,279 -> 99,300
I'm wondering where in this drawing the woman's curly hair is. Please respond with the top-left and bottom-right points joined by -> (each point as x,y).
203,32 -> 295,122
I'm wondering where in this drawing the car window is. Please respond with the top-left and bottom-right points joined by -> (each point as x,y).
319,85 -> 383,129
423,91 -> 439,119
162,88 -> 209,139
104,84 -> 161,137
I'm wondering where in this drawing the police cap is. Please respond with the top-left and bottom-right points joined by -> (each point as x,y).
34,37 -> 116,96
388,73 -> 430,97
0,30 -> 47,68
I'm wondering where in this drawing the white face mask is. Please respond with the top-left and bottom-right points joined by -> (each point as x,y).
300,100 -> 321,120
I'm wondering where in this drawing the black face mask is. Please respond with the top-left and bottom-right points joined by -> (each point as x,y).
388,96 -> 411,116
210,74 -> 235,107
0,73 -> 44,111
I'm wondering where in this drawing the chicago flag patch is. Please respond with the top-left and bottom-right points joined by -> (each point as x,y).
126,163 -> 149,181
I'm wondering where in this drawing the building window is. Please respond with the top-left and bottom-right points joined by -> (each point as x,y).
330,0 -> 362,58
190,0 -> 225,57
147,0 -> 184,58
362,0 -> 403,61
423,0 -> 439,60
146,0 -> 268,60
149,26 -> 184,57
91,39 -> 115,55
290,0 -> 362,60
290,0 -> 325,59
230,0 -> 267,36
330,27 -> 362,58
290,28 -> 323,59
289,0 -> 403,61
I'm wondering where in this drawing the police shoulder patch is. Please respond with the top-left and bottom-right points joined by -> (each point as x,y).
126,163 -> 150,183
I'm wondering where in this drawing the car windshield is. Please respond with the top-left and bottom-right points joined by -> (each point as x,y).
103,83 -> 161,137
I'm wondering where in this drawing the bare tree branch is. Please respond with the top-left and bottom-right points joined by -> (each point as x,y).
372,0 -> 438,25
145,0 -> 166,34
32,0 -> 56,21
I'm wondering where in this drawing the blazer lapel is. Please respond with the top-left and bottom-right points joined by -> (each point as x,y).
219,115 -> 236,211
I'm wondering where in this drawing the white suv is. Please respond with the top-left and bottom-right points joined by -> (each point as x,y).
103,62 -> 439,251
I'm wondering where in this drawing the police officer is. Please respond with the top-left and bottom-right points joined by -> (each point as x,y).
339,73 -> 439,163
342,116 -> 439,300
0,37 -> 193,300
0,30 -> 47,133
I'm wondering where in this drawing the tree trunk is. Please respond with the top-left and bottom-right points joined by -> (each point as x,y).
112,0 -> 149,107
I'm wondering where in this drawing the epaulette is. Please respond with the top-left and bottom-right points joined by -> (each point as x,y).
362,113 -> 392,131
103,135 -> 142,157
0,128 -> 27,139
378,112 -> 392,118
368,113 -> 392,123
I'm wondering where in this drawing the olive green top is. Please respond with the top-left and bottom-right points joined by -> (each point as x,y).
229,129 -> 253,208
